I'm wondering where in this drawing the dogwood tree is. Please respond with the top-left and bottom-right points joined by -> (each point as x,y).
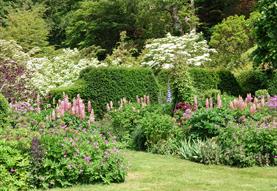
27,48 -> 103,94
141,32 -> 215,70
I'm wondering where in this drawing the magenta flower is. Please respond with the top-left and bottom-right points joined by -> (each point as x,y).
245,93 -> 253,103
84,156 -> 91,163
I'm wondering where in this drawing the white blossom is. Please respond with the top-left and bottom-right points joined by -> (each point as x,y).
141,33 -> 216,70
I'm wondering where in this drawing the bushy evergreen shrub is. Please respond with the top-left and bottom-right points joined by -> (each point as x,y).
236,69 -> 268,95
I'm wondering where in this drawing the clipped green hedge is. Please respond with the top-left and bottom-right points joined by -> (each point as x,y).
157,68 -> 241,101
236,69 -> 268,95
50,67 -> 159,116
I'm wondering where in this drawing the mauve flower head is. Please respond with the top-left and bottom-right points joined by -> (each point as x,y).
245,93 -> 253,103
84,156 -> 91,163
10,168 -> 16,173
268,96 -> 277,109
183,109 -> 192,120
273,156 -> 277,159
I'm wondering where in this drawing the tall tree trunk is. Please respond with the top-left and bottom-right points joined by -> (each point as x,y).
190,0 -> 196,33
170,5 -> 184,35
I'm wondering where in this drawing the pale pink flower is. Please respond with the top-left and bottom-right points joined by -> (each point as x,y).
250,104 -> 257,114
229,101 -> 235,110
88,101 -> 92,113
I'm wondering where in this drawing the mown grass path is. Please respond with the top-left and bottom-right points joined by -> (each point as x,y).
51,150 -> 277,191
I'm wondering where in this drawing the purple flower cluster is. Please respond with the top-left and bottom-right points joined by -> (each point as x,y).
10,101 -> 34,113
268,96 -> 277,109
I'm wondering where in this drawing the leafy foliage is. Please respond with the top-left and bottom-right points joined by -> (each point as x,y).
0,6 -> 50,52
218,126 -> 277,167
210,14 -> 257,69
187,108 -> 234,139
253,0 -> 277,70
31,128 -> 126,189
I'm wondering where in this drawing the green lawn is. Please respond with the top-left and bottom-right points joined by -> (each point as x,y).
51,150 -> 277,191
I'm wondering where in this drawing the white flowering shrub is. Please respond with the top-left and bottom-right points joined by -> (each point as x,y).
27,48 -> 104,94
0,39 -> 30,63
141,33 -> 216,70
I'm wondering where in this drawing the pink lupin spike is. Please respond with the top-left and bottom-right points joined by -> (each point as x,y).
88,101 -> 92,113
206,98 -> 209,109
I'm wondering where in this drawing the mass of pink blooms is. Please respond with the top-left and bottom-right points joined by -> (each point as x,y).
229,93 -> 267,114
49,94 -> 95,127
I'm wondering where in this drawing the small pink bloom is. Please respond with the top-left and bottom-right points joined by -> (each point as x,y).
205,98 -> 209,109
88,101 -> 92,113
250,104 -> 256,115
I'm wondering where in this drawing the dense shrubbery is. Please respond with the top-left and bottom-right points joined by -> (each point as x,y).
187,108 -> 234,139
218,126 -> 277,167
50,67 -> 159,117
31,128 -> 126,189
0,95 -> 126,190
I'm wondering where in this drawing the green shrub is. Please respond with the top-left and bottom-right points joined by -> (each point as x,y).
173,66 -> 196,102
0,93 -> 10,128
135,112 -> 180,153
50,67 -> 159,117
109,103 -> 142,146
201,89 -> 221,99
31,128 -> 126,189
189,68 -> 219,91
218,126 -> 277,167
187,108 -> 234,139
236,69 -> 268,95
268,71 -> 277,95
217,70 -> 241,96
255,89 -> 269,98
0,128 -> 39,191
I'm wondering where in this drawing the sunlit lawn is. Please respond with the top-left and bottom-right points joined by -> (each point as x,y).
51,150 -> 277,191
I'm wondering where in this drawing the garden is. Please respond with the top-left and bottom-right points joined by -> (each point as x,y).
0,0 -> 277,190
